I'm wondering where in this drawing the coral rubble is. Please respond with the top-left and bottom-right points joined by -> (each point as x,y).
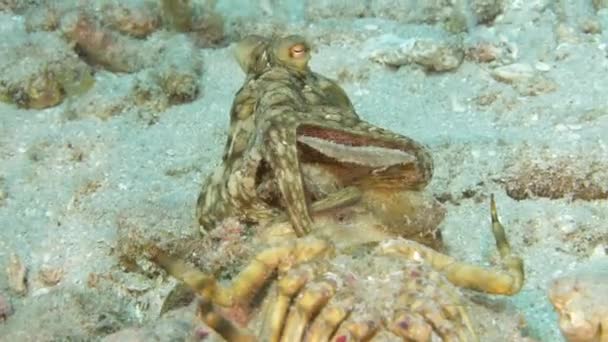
504,159 -> 608,201
1,0 -> 222,112
365,34 -> 464,72
6,254 -> 27,296
549,260 -> 608,342
0,31 -> 93,109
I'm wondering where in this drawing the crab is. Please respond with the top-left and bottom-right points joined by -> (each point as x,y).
152,195 -> 523,341
549,259 -> 608,342
196,34 -> 434,238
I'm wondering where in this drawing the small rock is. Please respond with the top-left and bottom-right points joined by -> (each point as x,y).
534,62 -> 551,72
513,75 -> 558,96
450,95 -> 466,112
471,0 -> 504,24
6,254 -> 28,296
0,178 -> 7,206
366,35 -> 464,72
491,63 -> 535,83
549,260 -> 608,342
408,40 -> 464,72
490,61 -> 557,96
0,294 -> 12,322
591,244 -> 607,258
593,0 -> 608,11
557,215 -> 578,235
38,266 -> 64,287
580,19 -> 602,34
467,42 -> 501,63
555,24 -> 579,44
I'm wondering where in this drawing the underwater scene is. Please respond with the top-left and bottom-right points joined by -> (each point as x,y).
0,0 -> 607,341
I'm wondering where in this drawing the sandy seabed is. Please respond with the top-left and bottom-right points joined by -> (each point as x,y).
1,1 -> 608,341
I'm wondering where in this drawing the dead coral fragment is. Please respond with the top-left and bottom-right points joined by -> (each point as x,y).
147,34 -> 203,105
24,3 -> 66,32
0,293 -> 12,322
593,0 -> 608,11
6,254 -> 27,296
466,42 -> 501,63
101,1 -> 161,38
63,34 -> 202,120
491,63 -> 535,83
0,31 -> 94,109
0,177 -> 7,206
160,0 -> 225,47
38,266 -> 64,287
61,13 -> 143,73
491,63 -> 557,96
157,68 -> 200,105
161,0 -> 193,32
0,0 -> 31,13
471,0 -> 503,24
504,159 -> 608,201
189,8 -> 225,48
8,70 -> 64,109
366,35 -> 464,72
549,260 -> 608,342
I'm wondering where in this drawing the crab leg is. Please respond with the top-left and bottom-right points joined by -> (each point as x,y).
391,267 -> 477,342
389,311 -> 433,341
305,299 -> 352,341
196,297 -> 256,342
281,280 -> 336,341
379,195 -> 524,295
261,267 -> 311,341
149,237 -> 333,307
399,295 -> 465,342
332,316 -> 380,341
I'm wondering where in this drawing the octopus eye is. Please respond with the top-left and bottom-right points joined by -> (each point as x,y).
289,43 -> 307,59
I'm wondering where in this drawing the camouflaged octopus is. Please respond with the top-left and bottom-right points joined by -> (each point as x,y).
149,35 -> 526,341
195,34 -> 434,238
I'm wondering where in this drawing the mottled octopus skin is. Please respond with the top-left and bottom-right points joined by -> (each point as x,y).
196,35 -> 433,237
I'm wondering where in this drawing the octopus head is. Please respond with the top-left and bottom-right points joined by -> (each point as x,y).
270,35 -> 311,72
233,34 -> 271,74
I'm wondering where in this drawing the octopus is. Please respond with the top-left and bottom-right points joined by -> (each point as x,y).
195,34 -> 434,238
148,35 -> 526,341
549,260 -> 608,342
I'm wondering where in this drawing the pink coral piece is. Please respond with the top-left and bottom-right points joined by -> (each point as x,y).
0,293 -> 13,322
549,261 -> 608,342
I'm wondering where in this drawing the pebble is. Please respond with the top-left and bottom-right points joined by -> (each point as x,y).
6,254 -> 27,296
364,35 -> 464,72
0,294 -> 12,321
491,63 -> 535,83
590,244 -> 607,258
534,62 -> 551,72
557,215 -> 578,235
